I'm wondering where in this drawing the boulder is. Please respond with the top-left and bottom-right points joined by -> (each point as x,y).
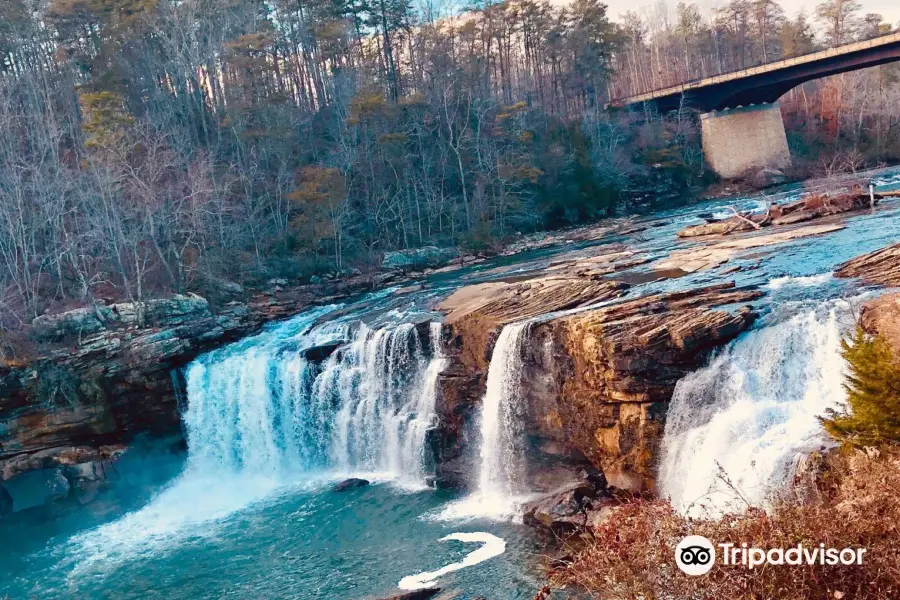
300,341 -> 345,363
66,460 -> 114,505
523,468 -> 612,534
4,468 -> 71,511
0,444 -> 125,481
112,294 -> 210,327
31,306 -> 114,341
749,167 -> 786,189
331,478 -> 370,492
382,246 -> 457,270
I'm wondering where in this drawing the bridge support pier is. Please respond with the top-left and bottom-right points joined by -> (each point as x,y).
700,102 -> 791,179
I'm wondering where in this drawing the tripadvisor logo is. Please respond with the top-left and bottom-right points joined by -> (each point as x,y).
675,535 -> 868,576
676,535 -> 716,575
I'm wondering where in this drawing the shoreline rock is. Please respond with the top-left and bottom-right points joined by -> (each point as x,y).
677,189 -> 878,238
835,243 -> 900,287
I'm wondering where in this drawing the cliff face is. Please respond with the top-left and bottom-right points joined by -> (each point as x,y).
434,280 -> 761,492
432,277 -> 629,486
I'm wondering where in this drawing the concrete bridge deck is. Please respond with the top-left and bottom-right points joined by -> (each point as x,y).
611,32 -> 900,113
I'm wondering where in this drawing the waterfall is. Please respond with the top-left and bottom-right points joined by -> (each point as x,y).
658,300 -> 851,517
68,308 -> 446,565
438,322 -> 530,520
184,315 -> 446,485
477,322 -> 530,502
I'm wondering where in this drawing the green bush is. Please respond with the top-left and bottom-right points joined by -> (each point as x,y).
822,328 -> 900,443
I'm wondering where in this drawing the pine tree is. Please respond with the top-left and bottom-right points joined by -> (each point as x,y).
822,328 -> 900,443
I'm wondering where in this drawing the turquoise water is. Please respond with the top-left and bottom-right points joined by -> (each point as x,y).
1,467 -> 541,599
3,168 -> 900,600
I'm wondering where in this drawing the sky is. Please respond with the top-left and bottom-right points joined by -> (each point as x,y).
596,0 -> 900,28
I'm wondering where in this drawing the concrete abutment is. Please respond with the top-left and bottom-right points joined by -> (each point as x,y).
701,102 -> 792,179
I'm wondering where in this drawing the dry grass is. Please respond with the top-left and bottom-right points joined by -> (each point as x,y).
546,446 -> 900,600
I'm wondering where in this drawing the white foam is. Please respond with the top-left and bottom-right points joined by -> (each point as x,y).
397,532 -> 507,590
429,492 -> 535,523
765,272 -> 833,290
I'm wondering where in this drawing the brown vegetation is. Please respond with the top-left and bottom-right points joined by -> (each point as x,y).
547,446 -> 900,600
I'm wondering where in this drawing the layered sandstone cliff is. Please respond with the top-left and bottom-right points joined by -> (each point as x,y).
433,278 -> 762,492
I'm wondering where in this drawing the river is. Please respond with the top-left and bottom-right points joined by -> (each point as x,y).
2,170 -> 900,599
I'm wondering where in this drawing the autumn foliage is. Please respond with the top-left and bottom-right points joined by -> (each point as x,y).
548,447 -> 900,600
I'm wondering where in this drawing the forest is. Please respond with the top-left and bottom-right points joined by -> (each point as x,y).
0,0 -> 898,338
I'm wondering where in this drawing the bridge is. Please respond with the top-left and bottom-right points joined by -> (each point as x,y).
611,33 -> 900,179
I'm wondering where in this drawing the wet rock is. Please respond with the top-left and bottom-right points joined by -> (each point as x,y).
382,246 -> 457,270
523,468 -> 613,534
332,478 -> 370,492
659,224 -> 845,272
375,589 -> 441,600
300,341 -> 345,363
66,459 -> 118,505
430,456 -> 472,490
4,468 -> 71,510
835,243 -> 900,287
749,167 -> 786,189
678,189 -> 875,238
0,445 -> 125,481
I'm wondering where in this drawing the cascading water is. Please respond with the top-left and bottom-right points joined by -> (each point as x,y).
658,299 -> 853,517
67,307 -> 447,566
184,317 -> 445,484
439,322 -> 531,520
477,323 -> 530,502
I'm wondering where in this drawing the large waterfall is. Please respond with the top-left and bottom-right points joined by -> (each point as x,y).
658,300 -> 852,516
68,306 -> 447,565
183,314 -> 446,484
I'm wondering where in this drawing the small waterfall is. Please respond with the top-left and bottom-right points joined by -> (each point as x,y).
477,322 -> 529,502
658,301 -> 851,517
438,322 -> 530,520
